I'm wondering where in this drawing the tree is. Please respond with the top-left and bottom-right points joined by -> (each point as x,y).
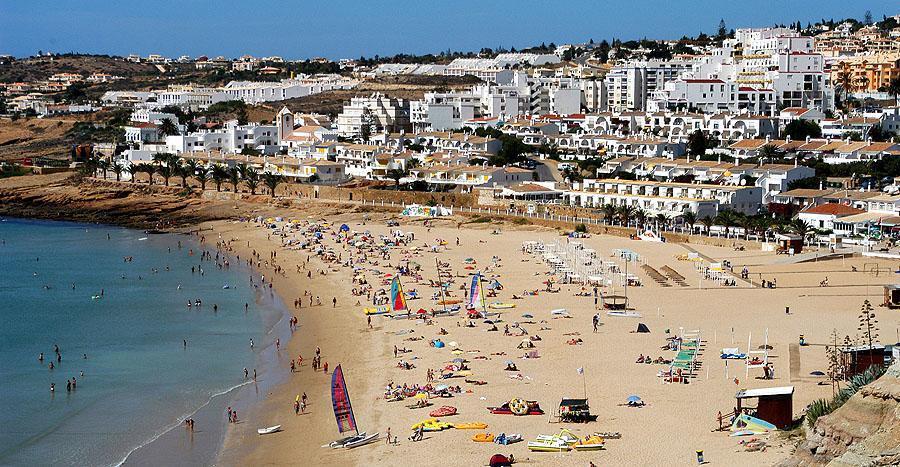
244,167 -> 259,194
716,210 -> 738,237
262,172 -> 284,198
864,10 -> 873,26
886,77 -> 900,107
385,168 -> 408,189
687,130 -> 709,157
857,300 -> 879,354
700,216 -> 714,236
111,163 -> 124,182
211,164 -> 228,192
193,166 -> 210,191
126,164 -> 140,183
137,163 -> 156,185
681,211 -> 697,234
758,144 -> 784,161
96,159 -> 110,180
175,162 -> 190,188
784,120 -> 822,140
716,19 -> 727,40
791,218 -> 814,243
158,118 -> 179,138
601,204 -> 617,225
228,167 -> 240,193
156,163 -> 174,186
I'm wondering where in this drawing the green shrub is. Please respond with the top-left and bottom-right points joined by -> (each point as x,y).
575,223 -> 588,233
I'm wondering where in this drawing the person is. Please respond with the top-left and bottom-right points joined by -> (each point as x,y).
332,297 -> 337,308
243,367 -> 249,379
385,427 -> 391,444
592,314 -> 599,333
323,361 -> 328,374
368,315 -> 372,329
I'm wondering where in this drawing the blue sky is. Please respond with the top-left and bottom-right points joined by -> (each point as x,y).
0,1 -> 896,59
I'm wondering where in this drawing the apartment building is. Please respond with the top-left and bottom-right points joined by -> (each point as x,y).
566,178 -> 764,217
163,121 -> 279,155
336,93 -> 411,137
831,53 -> 900,94
604,60 -> 693,112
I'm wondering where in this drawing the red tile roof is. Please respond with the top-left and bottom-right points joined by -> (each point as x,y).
802,203 -> 865,216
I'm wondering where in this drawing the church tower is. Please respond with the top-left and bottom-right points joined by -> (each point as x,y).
276,106 -> 294,143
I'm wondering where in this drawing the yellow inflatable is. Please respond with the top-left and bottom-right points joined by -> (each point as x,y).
411,418 -> 453,432
472,433 -> 494,442
454,422 -> 488,430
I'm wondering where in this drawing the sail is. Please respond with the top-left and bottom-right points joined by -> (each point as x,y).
467,273 -> 482,310
331,365 -> 357,433
390,276 -> 408,312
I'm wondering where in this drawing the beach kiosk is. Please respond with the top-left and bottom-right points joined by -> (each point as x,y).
734,386 -> 794,429
883,285 -> 900,309
556,398 -> 598,423
774,234 -> 803,254
840,345 -> 889,378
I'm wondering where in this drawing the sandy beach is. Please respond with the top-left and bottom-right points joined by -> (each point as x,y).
199,207 -> 900,467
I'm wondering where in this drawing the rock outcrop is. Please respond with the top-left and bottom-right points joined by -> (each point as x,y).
780,362 -> 900,466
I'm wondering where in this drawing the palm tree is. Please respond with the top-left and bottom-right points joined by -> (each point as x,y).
175,162 -> 190,188
193,166 -> 210,191
633,208 -> 647,229
716,210 -> 737,238
262,172 -> 284,198
156,163 -> 174,186
228,167 -> 240,193
699,216 -> 714,236
236,163 -> 250,181
158,118 -> 179,138
96,159 -> 110,180
739,215 -> 755,240
385,168 -> 407,189
654,213 -> 669,231
138,163 -> 156,185
211,164 -> 228,192
111,163 -> 124,182
681,211 -> 697,234
126,164 -> 140,184
616,205 -> 634,227
601,204 -> 617,225
182,160 -> 199,188
791,218 -> 814,244
836,68 -> 853,102
887,77 -> 900,107
244,167 -> 259,195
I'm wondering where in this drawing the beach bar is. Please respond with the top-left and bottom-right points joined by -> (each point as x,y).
735,386 -> 794,429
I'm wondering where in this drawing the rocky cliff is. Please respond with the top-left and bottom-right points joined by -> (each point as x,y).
780,362 -> 900,466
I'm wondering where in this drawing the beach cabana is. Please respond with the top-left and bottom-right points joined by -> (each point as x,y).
557,398 -> 598,423
774,233 -> 803,254
734,386 -> 794,429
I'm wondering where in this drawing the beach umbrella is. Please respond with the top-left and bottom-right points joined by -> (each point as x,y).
627,395 -> 641,403
505,360 -> 514,365
417,308 -> 428,315
413,392 -> 428,400
339,223 -> 350,232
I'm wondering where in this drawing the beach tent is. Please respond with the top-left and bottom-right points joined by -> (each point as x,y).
636,323 -> 650,333
339,224 -> 350,232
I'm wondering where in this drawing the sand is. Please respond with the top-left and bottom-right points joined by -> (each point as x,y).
205,212 -> 900,466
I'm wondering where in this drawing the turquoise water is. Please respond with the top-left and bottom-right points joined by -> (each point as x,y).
0,219 -> 287,466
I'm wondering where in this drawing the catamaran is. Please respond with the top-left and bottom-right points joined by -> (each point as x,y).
327,365 -> 378,449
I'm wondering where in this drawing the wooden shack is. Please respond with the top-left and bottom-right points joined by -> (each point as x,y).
735,386 -> 794,429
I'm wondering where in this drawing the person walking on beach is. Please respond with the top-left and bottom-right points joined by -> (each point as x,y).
592,313 -> 599,333
386,427 -> 391,444
323,362 -> 328,374
244,367 -> 249,379
367,315 -> 372,330
332,297 -> 337,308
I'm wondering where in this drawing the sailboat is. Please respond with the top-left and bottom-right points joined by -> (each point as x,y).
467,272 -> 496,318
327,365 -> 378,449
387,276 -> 411,319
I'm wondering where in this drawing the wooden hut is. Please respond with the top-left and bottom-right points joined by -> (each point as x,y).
735,386 -> 794,429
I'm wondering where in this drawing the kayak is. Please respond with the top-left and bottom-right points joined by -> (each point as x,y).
488,302 -> 516,309
257,425 -> 281,435
453,422 -> 488,430
573,435 -> 605,451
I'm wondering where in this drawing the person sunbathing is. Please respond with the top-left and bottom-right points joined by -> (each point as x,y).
505,363 -> 518,371
636,354 -> 646,363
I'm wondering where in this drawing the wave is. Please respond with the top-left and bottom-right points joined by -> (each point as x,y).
113,380 -> 252,467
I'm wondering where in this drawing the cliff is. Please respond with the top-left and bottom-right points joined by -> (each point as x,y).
779,362 -> 900,467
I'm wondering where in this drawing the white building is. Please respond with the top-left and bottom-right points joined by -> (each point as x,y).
164,121 -> 279,155
336,93 -> 411,137
604,60 -> 693,112
566,178 -> 764,218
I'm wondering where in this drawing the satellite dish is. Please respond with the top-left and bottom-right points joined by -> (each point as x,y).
739,178 -> 746,186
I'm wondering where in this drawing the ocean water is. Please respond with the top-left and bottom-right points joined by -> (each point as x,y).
0,218 -> 287,466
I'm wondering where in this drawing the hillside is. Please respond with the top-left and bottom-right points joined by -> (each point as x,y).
0,55 -> 160,83
254,74 -> 482,117
778,362 -> 900,467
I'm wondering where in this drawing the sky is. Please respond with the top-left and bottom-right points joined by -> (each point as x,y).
0,1 -> 897,59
